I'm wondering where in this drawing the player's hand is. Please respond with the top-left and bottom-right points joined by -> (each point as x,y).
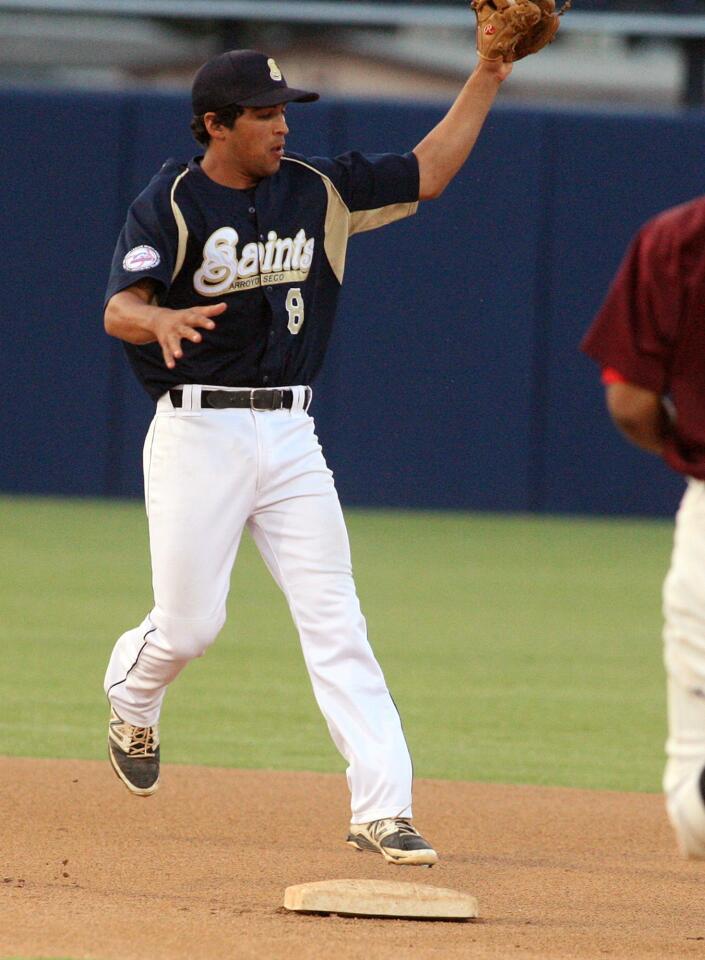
151,302 -> 227,369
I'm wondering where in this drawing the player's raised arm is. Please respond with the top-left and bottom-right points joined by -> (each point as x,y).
104,280 -> 227,370
414,0 -> 569,200
413,59 -> 511,200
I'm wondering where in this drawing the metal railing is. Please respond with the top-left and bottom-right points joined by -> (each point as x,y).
0,1 -> 704,35
0,0 -> 702,31
2,1 -> 705,104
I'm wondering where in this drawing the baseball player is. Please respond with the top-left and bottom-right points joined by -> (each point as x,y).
582,197 -> 705,858
102,30 -> 533,865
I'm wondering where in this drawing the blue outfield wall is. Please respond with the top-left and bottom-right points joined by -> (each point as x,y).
0,88 -> 698,516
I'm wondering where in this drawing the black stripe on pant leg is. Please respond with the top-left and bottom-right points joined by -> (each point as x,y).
106,625 -> 156,700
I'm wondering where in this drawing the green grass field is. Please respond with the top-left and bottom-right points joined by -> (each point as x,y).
0,495 -> 674,793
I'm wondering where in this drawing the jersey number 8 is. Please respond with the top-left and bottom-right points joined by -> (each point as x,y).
286,288 -> 305,335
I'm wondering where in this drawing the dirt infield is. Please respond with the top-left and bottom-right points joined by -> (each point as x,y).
2,756 -> 704,960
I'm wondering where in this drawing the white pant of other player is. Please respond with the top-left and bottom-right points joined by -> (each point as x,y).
104,384 -> 413,824
663,478 -> 705,856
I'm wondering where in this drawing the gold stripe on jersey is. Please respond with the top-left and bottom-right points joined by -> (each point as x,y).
349,201 -> 419,236
322,178 -> 350,285
170,169 -> 190,282
282,158 -> 349,283
282,157 -> 418,285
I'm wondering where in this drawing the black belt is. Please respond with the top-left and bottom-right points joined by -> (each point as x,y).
169,387 -> 310,411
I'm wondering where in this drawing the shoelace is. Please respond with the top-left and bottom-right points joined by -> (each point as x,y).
371,818 -> 419,840
122,723 -> 158,757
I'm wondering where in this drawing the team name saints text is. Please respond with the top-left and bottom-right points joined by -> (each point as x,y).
194,226 -> 315,296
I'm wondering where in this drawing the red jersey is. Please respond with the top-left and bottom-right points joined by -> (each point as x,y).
581,196 -> 705,479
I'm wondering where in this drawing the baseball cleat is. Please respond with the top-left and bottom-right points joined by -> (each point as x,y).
346,818 -> 438,865
108,706 -> 160,797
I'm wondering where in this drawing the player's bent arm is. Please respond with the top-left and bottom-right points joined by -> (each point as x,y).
104,280 -> 164,344
413,59 -> 512,200
605,381 -> 673,455
104,281 -> 227,369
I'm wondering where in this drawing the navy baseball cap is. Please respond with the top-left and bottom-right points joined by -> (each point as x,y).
191,49 -> 319,114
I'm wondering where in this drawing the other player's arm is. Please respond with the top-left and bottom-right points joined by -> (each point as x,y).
413,59 -> 512,200
605,381 -> 675,455
104,279 -> 227,370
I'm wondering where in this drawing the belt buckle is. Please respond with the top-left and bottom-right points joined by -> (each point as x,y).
250,388 -> 281,411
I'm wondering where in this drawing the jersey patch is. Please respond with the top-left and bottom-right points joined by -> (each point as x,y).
123,245 -> 161,272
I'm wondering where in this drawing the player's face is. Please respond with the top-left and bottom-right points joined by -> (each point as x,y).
225,104 -> 290,182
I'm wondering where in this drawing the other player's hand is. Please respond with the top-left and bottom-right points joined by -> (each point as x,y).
151,302 -> 227,369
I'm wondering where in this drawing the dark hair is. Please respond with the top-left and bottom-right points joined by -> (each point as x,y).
190,104 -> 245,145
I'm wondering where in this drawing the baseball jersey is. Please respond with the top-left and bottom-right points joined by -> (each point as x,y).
105,151 -> 419,400
581,196 -> 705,479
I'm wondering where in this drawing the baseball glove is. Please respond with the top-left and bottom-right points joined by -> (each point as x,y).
471,0 -> 572,63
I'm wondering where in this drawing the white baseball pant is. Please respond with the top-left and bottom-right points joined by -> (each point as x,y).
663,478 -> 705,856
104,384 -> 413,823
